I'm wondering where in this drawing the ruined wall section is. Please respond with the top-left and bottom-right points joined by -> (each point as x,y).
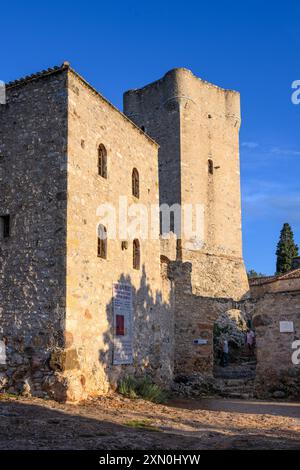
169,262 -> 234,378
0,70 -> 68,397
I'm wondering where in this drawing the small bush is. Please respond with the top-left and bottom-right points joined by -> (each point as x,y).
118,376 -> 139,399
118,376 -> 167,404
136,378 -> 167,403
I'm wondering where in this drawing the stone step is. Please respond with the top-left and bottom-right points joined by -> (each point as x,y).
214,371 -> 256,380
220,391 -> 254,399
216,367 -> 256,374
215,361 -> 256,398
222,378 -> 254,387
239,359 -> 255,364
221,385 -> 254,394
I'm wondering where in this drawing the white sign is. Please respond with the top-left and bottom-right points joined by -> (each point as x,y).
0,81 -> 5,105
113,283 -> 133,365
0,340 -> 6,364
280,321 -> 294,333
193,338 -> 208,345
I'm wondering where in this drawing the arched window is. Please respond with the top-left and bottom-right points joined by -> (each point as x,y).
97,224 -> 107,259
98,144 -> 107,178
208,159 -> 214,175
132,168 -> 139,198
133,239 -> 140,270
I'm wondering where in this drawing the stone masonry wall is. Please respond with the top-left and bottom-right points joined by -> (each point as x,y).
124,68 -> 248,300
251,276 -> 300,298
0,70 -> 68,397
62,70 -> 174,400
169,262 -> 232,377
253,292 -> 300,398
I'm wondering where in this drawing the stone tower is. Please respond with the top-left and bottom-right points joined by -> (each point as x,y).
124,68 -> 249,300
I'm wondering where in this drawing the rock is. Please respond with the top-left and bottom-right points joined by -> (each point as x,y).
43,373 -> 68,402
12,366 -> 28,381
0,372 -> 8,389
21,378 -> 32,397
32,390 -> 47,399
252,314 -> 272,328
49,349 -> 79,372
11,353 -> 23,365
30,355 -> 44,370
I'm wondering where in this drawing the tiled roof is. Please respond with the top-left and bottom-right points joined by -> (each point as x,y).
249,268 -> 300,286
6,62 -> 69,88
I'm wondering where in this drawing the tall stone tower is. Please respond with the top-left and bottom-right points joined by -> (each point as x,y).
124,68 -> 249,299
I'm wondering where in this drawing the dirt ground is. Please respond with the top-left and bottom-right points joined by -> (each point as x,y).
0,394 -> 299,450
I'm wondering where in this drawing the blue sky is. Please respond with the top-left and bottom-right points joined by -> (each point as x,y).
1,0 -> 299,274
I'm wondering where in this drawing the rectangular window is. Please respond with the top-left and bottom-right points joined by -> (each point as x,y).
116,314 -> 125,336
0,215 -> 10,239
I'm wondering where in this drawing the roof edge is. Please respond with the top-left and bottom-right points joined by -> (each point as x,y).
5,62 -> 159,148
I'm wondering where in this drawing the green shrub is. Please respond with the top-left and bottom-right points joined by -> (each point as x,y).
124,419 -> 160,432
118,376 -> 167,403
118,376 -> 139,399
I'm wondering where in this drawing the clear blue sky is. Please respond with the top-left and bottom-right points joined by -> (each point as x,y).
1,0 -> 299,275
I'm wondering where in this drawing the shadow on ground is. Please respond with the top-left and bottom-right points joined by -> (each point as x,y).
0,396 -> 299,450
170,397 -> 300,419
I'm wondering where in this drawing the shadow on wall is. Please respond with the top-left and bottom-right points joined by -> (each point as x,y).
169,261 -> 254,379
213,309 -> 248,366
0,191 -> 68,399
97,262 -> 175,393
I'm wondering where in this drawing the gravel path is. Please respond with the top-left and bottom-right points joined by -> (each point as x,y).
0,394 -> 299,450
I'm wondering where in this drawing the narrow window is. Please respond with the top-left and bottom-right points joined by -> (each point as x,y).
0,215 -> 10,239
132,168 -> 139,198
208,159 -> 214,175
98,144 -> 107,178
97,224 -> 107,259
133,239 -> 140,270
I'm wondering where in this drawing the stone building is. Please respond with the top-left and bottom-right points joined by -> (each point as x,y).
0,63 -> 174,400
249,268 -> 300,398
1,62 -> 297,401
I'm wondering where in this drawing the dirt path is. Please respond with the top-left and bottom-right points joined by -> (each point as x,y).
0,394 -> 299,450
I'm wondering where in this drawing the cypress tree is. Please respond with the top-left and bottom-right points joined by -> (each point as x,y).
276,223 -> 299,274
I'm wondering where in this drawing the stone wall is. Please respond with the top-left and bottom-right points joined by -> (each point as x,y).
253,292 -> 300,398
169,261 -> 232,377
250,273 -> 300,298
61,70 -> 174,400
0,66 -> 176,402
0,63 -> 253,402
160,233 -> 177,262
0,69 -> 68,397
124,68 -> 248,300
